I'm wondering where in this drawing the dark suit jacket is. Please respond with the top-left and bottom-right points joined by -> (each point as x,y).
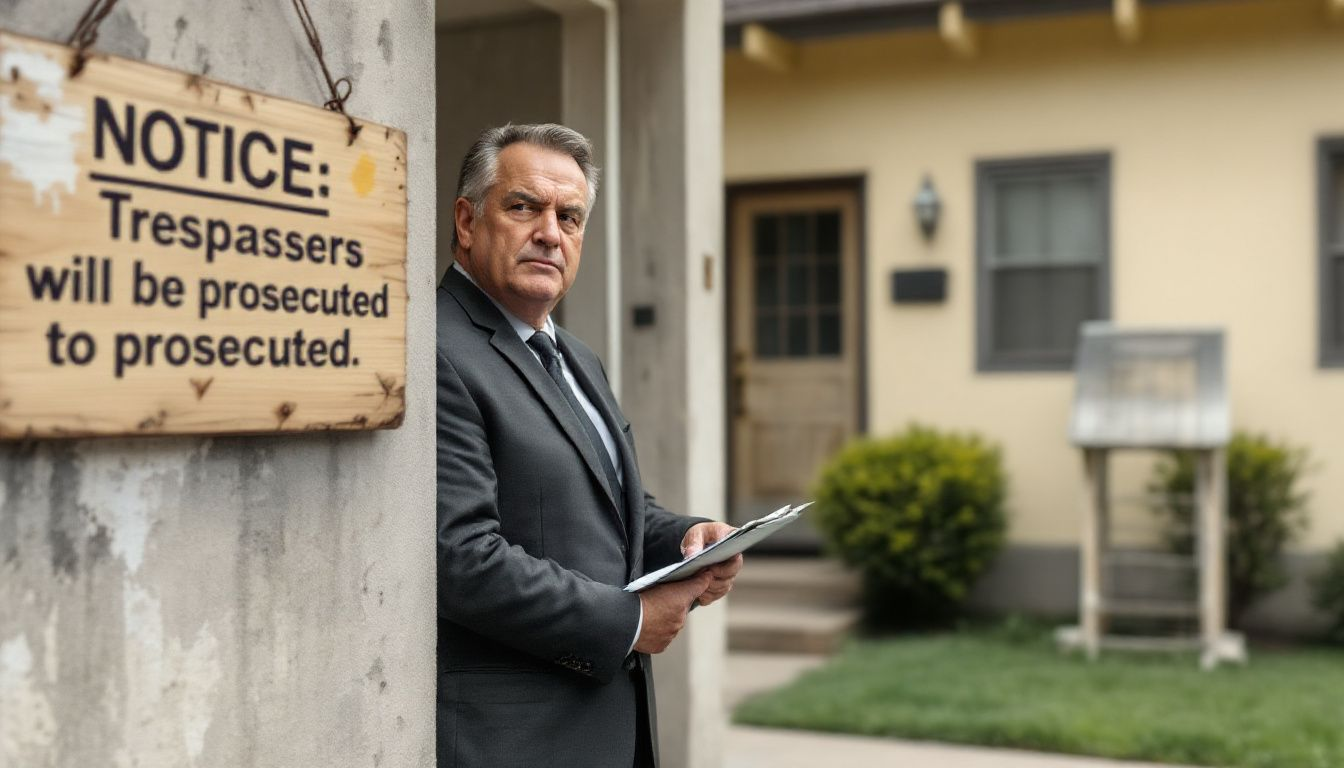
436,268 -> 706,768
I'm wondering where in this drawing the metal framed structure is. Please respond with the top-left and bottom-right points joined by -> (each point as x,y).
1060,323 -> 1245,669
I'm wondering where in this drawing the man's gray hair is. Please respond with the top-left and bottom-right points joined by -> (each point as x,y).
451,123 -> 600,254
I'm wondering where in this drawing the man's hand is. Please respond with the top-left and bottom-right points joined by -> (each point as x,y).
635,571 -> 712,654
681,522 -> 744,607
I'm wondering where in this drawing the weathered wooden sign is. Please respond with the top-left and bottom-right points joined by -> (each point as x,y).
0,31 -> 406,438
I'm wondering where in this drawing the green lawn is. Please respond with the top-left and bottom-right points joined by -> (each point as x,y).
733,625 -> 1344,768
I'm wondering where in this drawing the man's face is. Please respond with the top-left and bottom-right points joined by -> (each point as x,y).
455,142 -> 588,325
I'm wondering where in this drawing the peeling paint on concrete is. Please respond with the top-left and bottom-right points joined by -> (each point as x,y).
0,46 -> 84,213
0,634 -> 57,759
114,583 -> 223,768
42,605 -> 57,684
180,623 -> 222,762
77,458 -> 159,575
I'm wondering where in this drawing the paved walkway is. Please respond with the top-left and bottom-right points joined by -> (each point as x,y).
722,652 -> 1204,768
724,727 -> 1194,768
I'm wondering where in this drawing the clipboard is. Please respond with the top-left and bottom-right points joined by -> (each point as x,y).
623,502 -> 812,593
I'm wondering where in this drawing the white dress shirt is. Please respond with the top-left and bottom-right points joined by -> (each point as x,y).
452,262 -> 641,653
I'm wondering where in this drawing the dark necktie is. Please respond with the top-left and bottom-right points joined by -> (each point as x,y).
526,331 -> 625,515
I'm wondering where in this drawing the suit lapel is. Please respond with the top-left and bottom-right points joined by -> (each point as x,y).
445,269 -> 625,535
559,333 -> 645,575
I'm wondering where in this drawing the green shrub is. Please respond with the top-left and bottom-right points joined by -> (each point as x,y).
1310,540 -> 1344,644
1148,431 -> 1310,627
812,425 -> 1007,626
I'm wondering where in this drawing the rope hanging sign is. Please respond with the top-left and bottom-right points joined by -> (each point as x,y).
0,8 -> 408,438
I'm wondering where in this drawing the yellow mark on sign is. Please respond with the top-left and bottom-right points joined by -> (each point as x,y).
351,153 -> 376,197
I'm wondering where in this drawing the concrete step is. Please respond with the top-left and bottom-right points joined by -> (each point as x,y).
727,602 -> 860,654
733,557 -> 861,609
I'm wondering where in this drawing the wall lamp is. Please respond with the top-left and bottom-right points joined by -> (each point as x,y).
913,174 -> 942,240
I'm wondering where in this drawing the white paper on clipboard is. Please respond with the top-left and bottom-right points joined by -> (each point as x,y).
623,502 -> 813,593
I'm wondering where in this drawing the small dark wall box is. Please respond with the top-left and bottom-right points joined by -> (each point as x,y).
633,305 -> 656,327
891,268 -> 947,304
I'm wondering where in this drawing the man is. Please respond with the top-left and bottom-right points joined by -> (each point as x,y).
436,123 -> 742,768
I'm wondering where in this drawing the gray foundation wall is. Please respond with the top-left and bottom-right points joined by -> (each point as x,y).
0,3 -> 437,766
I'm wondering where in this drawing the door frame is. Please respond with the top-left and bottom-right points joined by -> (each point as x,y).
723,175 -> 869,552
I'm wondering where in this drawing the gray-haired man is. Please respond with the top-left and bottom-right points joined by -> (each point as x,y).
436,124 -> 741,767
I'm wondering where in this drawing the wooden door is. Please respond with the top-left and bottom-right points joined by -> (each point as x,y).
729,188 -> 861,547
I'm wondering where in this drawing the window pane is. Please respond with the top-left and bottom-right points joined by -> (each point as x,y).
995,179 -> 1046,262
992,268 -> 1051,353
818,310 -> 841,356
992,267 -> 1099,356
1326,155 -> 1344,360
1333,162 -> 1344,248
754,214 -> 779,257
1048,176 -> 1102,263
816,211 -> 841,258
756,264 -> 779,308
756,310 -> 780,358
1333,255 -> 1344,349
786,313 -> 810,357
981,156 -> 1108,369
784,214 -> 808,258
1044,266 -> 1099,352
816,257 -> 840,305
786,259 -> 810,307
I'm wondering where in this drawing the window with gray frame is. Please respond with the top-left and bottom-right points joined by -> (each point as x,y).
976,153 -> 1111,371
1319,139 -> 1344,367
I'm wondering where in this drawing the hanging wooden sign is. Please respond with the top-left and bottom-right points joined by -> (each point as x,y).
0,31 -> 407,438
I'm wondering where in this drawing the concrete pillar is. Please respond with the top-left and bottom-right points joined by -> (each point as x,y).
619,0 -> 726,765
552,2 -> 620,378
0,3 -> 437,766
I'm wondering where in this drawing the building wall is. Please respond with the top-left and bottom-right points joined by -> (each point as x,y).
0,2 -> 437,766
725,0 -> 1344,556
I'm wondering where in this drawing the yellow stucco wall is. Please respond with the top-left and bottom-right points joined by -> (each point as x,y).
725,0 -> 1344,548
